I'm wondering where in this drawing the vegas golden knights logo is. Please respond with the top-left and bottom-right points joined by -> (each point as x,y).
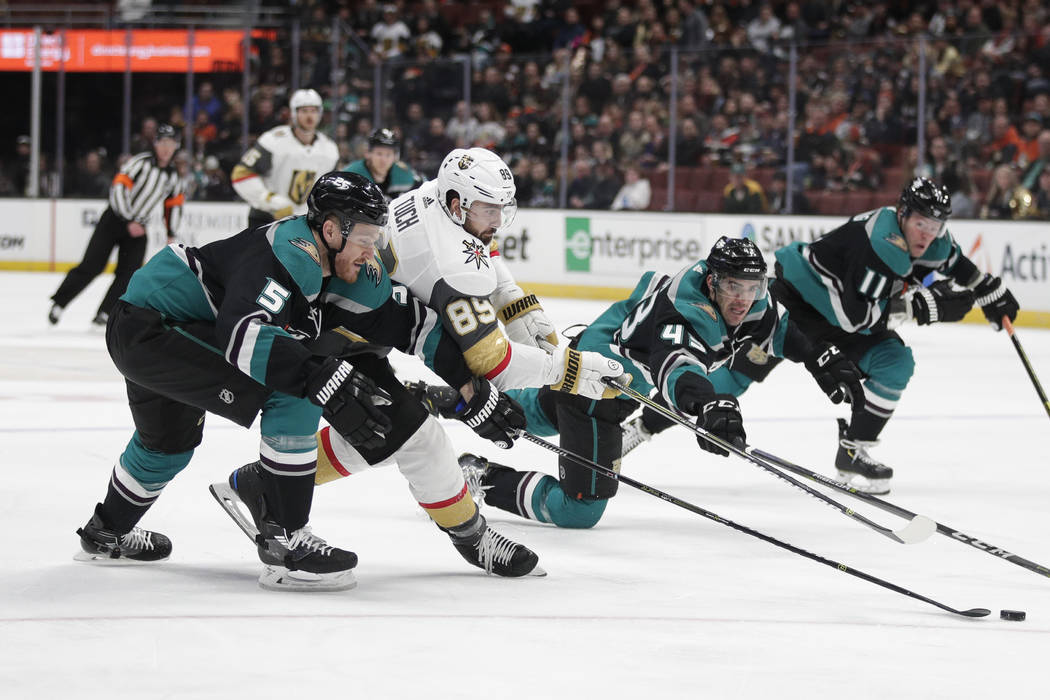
288,169 -> 317,204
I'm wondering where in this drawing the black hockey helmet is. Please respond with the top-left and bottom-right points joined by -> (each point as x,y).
368,127 -> 400,150
155,123 -> 181,145
307,171 -> 388,251
898,176 -> 951,223
707,236 -> 767,279
706,236 -> 768,301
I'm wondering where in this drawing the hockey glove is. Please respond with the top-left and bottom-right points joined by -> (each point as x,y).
404,380 -> 461,419
454,377 -> 526,449
549,346 -> 628,400
500,293 -> 559,348
972,273 -> 1019,330
265,192 -> 295,219
697,395 -> 746,457
804,343 -> 863,405
305,358 -> 392,450
910,280 -> 975,325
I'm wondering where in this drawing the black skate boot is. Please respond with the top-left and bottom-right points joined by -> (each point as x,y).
458,452 -> 496,508
75,504 -> 171,563
835,418 -> 893,495
443,511 -> 544,577
91,311 -> 109,328
47,303 -> 63,326
404,380 -> 461,418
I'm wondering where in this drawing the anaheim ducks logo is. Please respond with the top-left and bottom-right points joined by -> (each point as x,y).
362,257 -> 383,287
463,239 -> 490,269
886,232 -> 908,252
458,154 -> 475,170
746,343 -> 770,365
691,302 -> 718,320
289,237 -> 321,265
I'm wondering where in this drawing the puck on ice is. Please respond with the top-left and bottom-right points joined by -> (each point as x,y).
999,609 -> 1026,621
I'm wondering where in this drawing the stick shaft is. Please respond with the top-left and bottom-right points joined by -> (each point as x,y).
1003,316 -> 1050,420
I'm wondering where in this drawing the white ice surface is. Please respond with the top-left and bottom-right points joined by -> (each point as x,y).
1,271 -> 1048,699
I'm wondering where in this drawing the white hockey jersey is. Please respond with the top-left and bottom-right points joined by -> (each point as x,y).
378,180 -> 554,391
232,125 -> 339,218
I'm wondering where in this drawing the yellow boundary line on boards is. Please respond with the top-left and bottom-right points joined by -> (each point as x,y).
4,263 -> 1049,329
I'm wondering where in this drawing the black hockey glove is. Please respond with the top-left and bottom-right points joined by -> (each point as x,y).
911,280 -> 975,325
404,380 -> 461,419
454,377 -> 526,449
697,394 -> 746,458
305,358 -> 393,450
804,343 -> 863,405
972,273 -> 1019,331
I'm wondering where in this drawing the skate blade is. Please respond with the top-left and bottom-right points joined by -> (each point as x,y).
209,482 -> 261,543
527,565 -> 547,577
835,470 -> 891,495
258,565 -> 357,592
73,550 -> 167,565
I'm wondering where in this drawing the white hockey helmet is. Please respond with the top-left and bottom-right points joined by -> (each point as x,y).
437,147 -> 517,230
289,88 -> 323,127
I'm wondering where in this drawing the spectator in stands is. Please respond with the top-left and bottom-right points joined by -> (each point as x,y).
981,164 -> 1036,220
129,118 -> 158,156
610,165 -> 651,210
722,163 -> 767,214
567,159 -> 597,209
747,3 -> 781,54
473,102 -> 505,149
446,100 -> 479,148
1021,130 -> 1050,190
942,166 -> 978,219
1017,113 -> 1045,168
8,135 -> 32,196
251,96 -> 281,136
66,150 -> 112,199
1033,168 -> 1050,219
618,110 -> 649,164
193,81 -> 222,126
198,155 -> 235,201
767,170 -> 811,215
985,114 -> 1024,166
371,4 -> 411,60
525,160 -> 556,208
591,160 -> 622,209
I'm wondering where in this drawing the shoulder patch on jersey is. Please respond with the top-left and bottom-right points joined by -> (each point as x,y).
885,232 -> 908,253
289,237 -> 321,265
361,258 -> 383,287
691,301 -> 718,321
462,239 -> 490,269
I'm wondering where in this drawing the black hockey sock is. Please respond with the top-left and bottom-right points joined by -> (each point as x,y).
261,471 -> 314,533
846,409 -> 891,442
480,461 -> 537,519
99,485 -> 151,533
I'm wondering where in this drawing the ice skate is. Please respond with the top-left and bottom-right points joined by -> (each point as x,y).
48,303 -> 63,326
458,452 -> 494,508
74,504 -> 171,563
834,418 -> 893,495
91,311 -> 109,328
444,511 -> 544,577
210,463 -> 357,591
620,414 -> 654,456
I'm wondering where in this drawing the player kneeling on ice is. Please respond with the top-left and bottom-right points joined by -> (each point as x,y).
772,177 -> 1018,494
75,172 -> 405,591
211,174 -> 543,578
420,236 -> 863,529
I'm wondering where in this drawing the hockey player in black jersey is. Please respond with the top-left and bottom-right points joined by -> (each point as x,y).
74,172 -> 400,590
773,177 -> 1019,493
448,237 -> 863,529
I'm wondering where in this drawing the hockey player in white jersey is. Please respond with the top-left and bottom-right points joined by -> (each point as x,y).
232,88 -> 340,230
315,147 -> 628,488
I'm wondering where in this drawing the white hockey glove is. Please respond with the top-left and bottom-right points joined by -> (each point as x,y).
265,192 -> 295,218
547,346 -> 629,400
499,293 -> 559,349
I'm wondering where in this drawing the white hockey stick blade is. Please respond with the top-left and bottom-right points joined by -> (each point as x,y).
209,482 -> 260,542
258,565 -> 357,592
893,514 -> 937,544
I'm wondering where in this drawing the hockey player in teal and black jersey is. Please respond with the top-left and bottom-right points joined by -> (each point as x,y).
342,127 -> 424,201
454,237 -> 864,529
773,177 -> 1020,494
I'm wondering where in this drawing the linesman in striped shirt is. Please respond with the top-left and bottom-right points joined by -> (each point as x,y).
49,123 -> 185,327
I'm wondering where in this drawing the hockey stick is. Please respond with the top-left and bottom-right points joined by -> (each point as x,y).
1003,316 -> 1050,421
751,447 -> 1050,580
518,431 -> 988,618
604,378 -> 936,545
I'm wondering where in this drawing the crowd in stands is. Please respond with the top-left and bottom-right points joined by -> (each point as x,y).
3,0 -> 1050,221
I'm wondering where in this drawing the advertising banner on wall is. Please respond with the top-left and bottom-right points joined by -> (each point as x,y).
1,199 -> 1047,325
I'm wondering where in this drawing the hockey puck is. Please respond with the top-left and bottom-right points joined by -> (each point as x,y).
999,609 -> 1026,621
